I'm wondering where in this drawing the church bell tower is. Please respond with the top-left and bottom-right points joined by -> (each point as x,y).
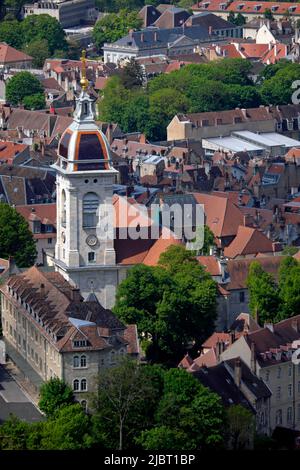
52,51 -> 119,307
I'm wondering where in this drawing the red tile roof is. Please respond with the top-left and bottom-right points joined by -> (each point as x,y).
197,255 -> 221,276
224,225 -> 276,258
193,192 -> 244,238
16,204 -> 56,227
0,140 -> 28,164
202,332 -> 230,349
0,43 -> 32,64
192,1 -> 300,16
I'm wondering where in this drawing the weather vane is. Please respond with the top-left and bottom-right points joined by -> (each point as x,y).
80,49 -> 88,91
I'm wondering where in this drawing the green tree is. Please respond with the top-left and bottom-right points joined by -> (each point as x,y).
226,405 -> 255,450
147,87 -> 189,140
90,358 -> 163,450
277,257 -> 300,320
23,93 -> 45,110
260,62 -> 300,105
114,245 -> 217,364
246,261 -> 280,325
0,414 -> 30,450
281,246 -> 299,256
227,11 -> 236,24
0,204 -> 36,267
24,38 -> 50,68
235,12 -> 246,25
264,8 -> 274,20
38,377 -> 74,417
120,57 -> 145,89
21,14 -> 67,54
0,20 -> 22,48
137,426 -> 188,450
93,9 -> 142,50
39,404 -> 91,450
6,71 -> 44,106
138,368 -> 225,450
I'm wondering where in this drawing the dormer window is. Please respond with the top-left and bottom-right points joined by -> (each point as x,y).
271,5 -> 278,11
73,340 -> 87,348
45,224 -> 53,233
237,3 -> 244,10
254,4 -> 261,11
33,221 -> 41,233
219,2 -> 226,9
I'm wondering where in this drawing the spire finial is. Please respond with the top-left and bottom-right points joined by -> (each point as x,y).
80,49 -> 88,91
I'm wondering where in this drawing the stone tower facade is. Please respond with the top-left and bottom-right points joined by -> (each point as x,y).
52,72 -> 121,308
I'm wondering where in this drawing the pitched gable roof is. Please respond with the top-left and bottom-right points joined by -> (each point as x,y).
0,43 -> 32,64
224,225 -> 276,258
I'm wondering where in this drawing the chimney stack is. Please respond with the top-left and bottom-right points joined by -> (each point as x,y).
292,319 -> 298,333
250,341 -> 256,375
71,287 -> 81,302
234,357 -> 242,387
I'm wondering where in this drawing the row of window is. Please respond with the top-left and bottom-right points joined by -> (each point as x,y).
265,364 -> 300,382
275,406 -> 300,426
73,378 -> 87,392
275,382 -> 300,399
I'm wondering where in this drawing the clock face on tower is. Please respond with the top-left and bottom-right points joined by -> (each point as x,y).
86,234 -> 98,247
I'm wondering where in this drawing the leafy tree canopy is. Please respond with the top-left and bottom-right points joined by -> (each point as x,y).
24,38 -> 50,68
246,261 -> 280,325
23,93 -> 46,110
0,20 -> 23,48
6,71 -> 44,106
21,14 -> 67,54
0,203 -> 36,267
92,9 -> 142,50
114,245 -> 217,364
38,377 -> 74,417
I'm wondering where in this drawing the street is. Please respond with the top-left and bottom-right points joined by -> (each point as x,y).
0,365 -> 43,423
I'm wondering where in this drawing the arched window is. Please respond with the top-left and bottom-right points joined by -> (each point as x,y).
276,409 -> 282,425
81,378 -> 87,391
61,190 -> 66,226
80,355 -> 86,368
73,379 -> 79,391
73,356 -> 79,368
83,192 -> 99,227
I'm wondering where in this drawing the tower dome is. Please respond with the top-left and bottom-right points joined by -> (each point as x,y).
56,52 -> 113,173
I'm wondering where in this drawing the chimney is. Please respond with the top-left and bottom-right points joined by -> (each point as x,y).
71,287 -> 81,302
234,357 -> 242,387
216,340 -> 225,362
154,31 -> 158,42
292,319 -> 298,333
40,283 -> 46,297
139,133 -> 146,144
219,256 -> 228,283
141,32 -> 145,42
106,123 -> 113,145
250,341 -> 256,374
230,331 -> 236,345
274,43 -> 278,57
243,214 -> 251,227
208,25 -> 212,35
